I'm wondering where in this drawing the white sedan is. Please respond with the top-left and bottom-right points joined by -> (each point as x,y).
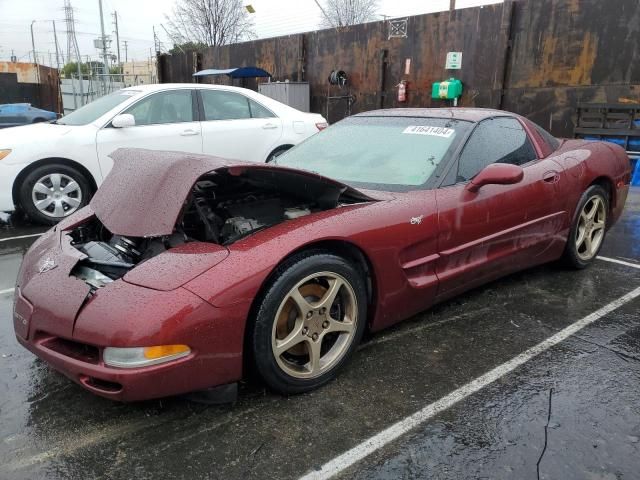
0,83 -> 327,224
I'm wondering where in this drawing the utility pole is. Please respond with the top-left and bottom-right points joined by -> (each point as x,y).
30,20 -> 37,65
30,20 -> 41,83
112,11 -> 121,74
123,40 -> 128,63
52,20 -> 61,71
64,0 -> 84,106
449,0 -> 456,10
98,0 -> 110,92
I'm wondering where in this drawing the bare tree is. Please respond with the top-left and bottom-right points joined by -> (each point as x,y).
165,0 -> 255,47
317,0 -> 379,28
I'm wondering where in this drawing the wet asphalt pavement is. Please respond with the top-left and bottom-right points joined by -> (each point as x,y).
0,189 -> 639,480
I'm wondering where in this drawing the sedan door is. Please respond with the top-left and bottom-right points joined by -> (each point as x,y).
198,89 -> 283,163
435,116 -> 567,300
96,89 -> 202,175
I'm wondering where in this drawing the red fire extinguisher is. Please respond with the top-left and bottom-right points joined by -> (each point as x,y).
397,80 -> 407,103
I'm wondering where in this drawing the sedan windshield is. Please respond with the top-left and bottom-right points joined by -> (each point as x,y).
275,116 -> 471,191
57,90 -> 139,126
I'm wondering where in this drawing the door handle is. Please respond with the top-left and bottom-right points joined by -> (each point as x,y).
180,129 -> 199,136
262,123 -> 278,130
542,171 -> 560,183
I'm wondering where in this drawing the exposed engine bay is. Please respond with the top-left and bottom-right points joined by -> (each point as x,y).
69,167 -> 367,290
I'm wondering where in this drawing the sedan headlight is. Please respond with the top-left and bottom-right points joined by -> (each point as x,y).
0,149 -> 12,161
103,344 -> 191,368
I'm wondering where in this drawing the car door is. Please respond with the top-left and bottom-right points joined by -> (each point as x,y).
435,116 -> 567,299
96,89 -> 202,175
198,89 -> 283,162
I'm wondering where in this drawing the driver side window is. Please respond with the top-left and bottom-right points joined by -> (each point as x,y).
457,117 -> 537,182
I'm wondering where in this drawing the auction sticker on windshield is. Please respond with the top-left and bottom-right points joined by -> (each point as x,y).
402,126 -> 454,137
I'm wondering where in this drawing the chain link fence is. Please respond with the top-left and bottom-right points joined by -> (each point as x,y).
61,73 -> 156,114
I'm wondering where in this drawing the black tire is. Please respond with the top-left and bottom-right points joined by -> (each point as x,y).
562,185 -> 609,269
19,163 -> 92,225
265,145 -> 291,163
249,251 -> 367,394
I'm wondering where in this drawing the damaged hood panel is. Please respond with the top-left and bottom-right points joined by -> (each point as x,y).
91,148 -> 376,238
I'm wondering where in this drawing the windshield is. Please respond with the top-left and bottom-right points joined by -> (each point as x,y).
275,116 -> 471,191
57,90 -> 139,126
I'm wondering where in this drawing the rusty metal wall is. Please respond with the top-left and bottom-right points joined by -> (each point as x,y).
159,4 -> 510,123
304,3 -> 510,123
502,0 -> 640,137
158,0 -> 640,135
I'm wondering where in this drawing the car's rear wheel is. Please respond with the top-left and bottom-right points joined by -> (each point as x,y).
250,252 -> 367,394
19,164 -> 92,225
563,185 -> 608,268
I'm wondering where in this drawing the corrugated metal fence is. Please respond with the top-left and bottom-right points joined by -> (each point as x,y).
158,0 -> 640,137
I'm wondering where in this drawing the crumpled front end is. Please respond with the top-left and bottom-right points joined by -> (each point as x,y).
13,208 -> 245,401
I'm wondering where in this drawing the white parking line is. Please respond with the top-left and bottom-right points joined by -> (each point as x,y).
0,233 -> 44,242
299,286 -> 640,480
0,287 -> 15,296
597,256 -> 640,269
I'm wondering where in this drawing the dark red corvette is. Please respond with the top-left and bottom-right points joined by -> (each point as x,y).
14,108 -> 631,401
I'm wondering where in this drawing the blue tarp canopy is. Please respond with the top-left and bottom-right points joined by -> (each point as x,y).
193,67 -> 271,78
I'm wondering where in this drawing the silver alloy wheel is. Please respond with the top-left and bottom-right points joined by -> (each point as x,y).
31,173 -> 82,218
575,195 -> 606,261
271,271 -> 358,379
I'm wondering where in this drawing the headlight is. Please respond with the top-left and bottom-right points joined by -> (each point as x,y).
0,149 -> 11,161
103,344 -> 191,368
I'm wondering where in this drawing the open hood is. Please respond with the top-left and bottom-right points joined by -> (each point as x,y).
91,148 -> 376,238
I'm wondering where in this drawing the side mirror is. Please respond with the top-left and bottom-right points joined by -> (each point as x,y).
112,114 -> 135,128
465,163 -> 524,193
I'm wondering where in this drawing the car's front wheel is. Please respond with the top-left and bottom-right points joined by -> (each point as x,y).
563,185 -> 608,268
250,252 -> 367,394
19,163 -> 92,225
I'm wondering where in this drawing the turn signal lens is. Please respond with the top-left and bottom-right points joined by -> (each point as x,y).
143,344 -> 190,359
0,149 -> 12,161
103,345 -> 191,368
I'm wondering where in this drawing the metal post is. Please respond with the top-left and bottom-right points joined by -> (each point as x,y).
113,11 -> 121,75
30,21 -> 37,65
52,21 -> 61,71
98,0 -> 110,94
449,0 -> 456,10
30,20 -> 41,85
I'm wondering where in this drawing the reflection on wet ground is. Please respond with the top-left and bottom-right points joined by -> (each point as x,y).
0,189 -> 638,480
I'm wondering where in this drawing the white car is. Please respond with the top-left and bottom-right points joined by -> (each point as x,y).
0,83 -> 327,224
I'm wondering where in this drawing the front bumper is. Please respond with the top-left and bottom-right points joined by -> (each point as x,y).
15,327 -> 202,402
14,278 -> 250,402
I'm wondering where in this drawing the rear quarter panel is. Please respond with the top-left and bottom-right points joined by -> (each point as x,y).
548,140 -> 631,225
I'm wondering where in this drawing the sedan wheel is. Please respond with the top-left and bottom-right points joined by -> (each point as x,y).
563,185 -> 608,269
250,252 -> 367,394
31,173 -> 83,218
272,272 -> 358,379
575,195 -> 606,261
19,163 -> 92,225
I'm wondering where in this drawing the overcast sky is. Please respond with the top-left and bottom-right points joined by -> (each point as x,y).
0,0 -> 501,65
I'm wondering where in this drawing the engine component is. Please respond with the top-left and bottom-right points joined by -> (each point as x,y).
284,207 -> 311,219
221,217 -> 265,243
79,241 -> 130,264
73,265 -> 114,289
112,236 -> 142,260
